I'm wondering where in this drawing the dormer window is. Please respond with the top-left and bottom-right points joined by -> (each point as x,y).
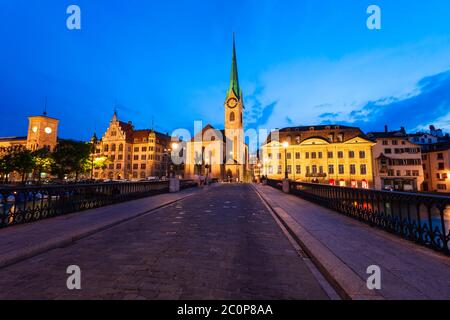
328,133 -> 334,142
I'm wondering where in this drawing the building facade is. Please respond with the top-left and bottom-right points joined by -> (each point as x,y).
261,125 -> 375,188
421,142 -> 450,193
0,112 -> 59,181
368,129 -> 424,192
184,35 -> 249,182
91,112 -> 171,181
0,113 -> 59,154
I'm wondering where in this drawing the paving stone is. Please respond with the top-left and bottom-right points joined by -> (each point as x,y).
0,184 -> 328,300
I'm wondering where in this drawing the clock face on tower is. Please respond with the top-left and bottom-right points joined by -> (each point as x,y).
227,98 -> 238,109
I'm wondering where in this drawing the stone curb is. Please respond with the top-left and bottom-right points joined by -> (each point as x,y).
252,184 -> 385,300
0,192 -> 198,270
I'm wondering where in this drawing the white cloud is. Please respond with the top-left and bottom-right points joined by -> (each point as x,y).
251,37 -> 450,130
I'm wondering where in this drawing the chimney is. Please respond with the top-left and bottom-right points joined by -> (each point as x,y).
384,125 -> 388,133
400,126 -> 406,134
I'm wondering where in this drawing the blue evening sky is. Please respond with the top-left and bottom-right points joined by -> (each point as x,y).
1,0 -> 450,141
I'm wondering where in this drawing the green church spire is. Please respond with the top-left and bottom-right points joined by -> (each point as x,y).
228,33 -> 241,100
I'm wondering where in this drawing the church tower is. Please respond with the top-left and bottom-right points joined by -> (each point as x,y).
224,34 -> 245,181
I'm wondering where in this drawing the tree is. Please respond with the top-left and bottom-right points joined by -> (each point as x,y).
0,146 -> 34,183
51,140 -> 91,181
12,149 -> 35,182
32,148 -> 54,182
0,153 -> 15,183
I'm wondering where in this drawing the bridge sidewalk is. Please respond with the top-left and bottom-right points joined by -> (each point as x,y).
253,184 -> 450,300
0,186 -> 208,269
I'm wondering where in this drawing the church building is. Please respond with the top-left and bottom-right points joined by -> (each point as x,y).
183,36 -> 249,182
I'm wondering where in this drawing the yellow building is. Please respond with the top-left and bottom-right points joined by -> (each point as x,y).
91,112 -> 172,181
261,125 -> 375,188
184,35 -> 249,182
422,142 -> 450,193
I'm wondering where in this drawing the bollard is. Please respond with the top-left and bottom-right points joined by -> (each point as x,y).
282,179 -> 290,194
169,178 -> 180,193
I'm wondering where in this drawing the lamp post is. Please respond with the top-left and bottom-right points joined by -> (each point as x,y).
257,162 -> 262,182
171,142 -> 179,178
264,158 -> 269,177
90,133 -> 98,180
164,146 -> 172,179
282,141 -> 289,180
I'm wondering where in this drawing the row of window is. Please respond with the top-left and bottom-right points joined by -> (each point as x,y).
385,169 -> 421,177
422,153 -> 445,160
283,132 -> 346,145
381,140 -> 407,146
110,131 -> 159,144
94,170 -> 163,179
380,158 -> 422,166
109,154 -> 163,161
423,162 -> 446,171
268,164 -> 368,175
102,144 -> 162,153
412,137 -> 435,144
384,148 -> 420,154
106,163 -> 166,170
267,150 -> 367,160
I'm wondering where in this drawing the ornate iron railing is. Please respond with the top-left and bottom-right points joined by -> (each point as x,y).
267,179 -> 450,255
0,181 -> 177,229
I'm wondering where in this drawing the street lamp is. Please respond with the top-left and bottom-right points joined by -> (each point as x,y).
90,133 -> 98,180
282,141 -> 289,180
263,158 -> 269,177
257,162 -> 262,182
164,146 -> 172,178
170,143 -> 180,178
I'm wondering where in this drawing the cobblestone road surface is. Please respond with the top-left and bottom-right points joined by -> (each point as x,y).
0,184 -> 328,300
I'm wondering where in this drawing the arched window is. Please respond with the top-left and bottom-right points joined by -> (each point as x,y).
111,144 -> 116,152
230,112 -> 235,122
118,144 -> 124,152
104,144 -> 109,152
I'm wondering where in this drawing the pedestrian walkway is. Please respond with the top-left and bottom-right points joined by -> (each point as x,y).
253,184 -> 450,300
0,187 -> 203,269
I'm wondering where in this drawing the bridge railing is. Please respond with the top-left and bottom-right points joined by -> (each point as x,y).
267,179 -> 450,255
0,180 -> 194,229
